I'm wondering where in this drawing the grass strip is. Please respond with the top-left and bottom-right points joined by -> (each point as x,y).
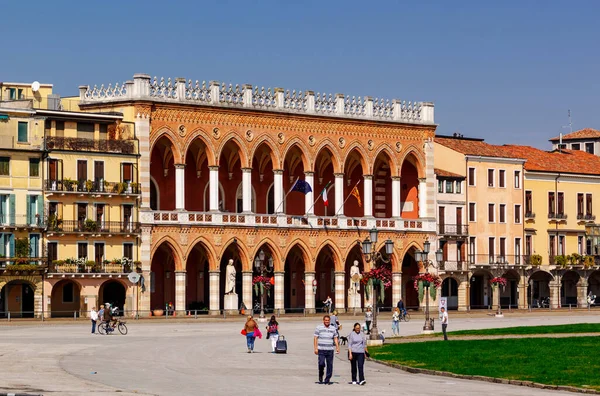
443,323 -> 600,336
371,337 -> 600,390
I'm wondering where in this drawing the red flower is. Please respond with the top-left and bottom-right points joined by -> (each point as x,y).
412,273 -> 442,291
361,263 -> 392,288
489,277 -> 507,287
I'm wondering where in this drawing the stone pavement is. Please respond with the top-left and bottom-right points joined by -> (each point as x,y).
0,313 -> 598,395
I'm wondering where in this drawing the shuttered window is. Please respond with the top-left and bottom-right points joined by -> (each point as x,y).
17,122 -> 28,143
0,157 -> 9,176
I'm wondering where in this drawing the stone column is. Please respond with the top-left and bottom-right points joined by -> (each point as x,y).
334,173 -> 344,216
457,279 -> 468,311
140,269 -> 151,315
136,113 -> 151,209
334,271 -> 346,313
209,166 -> 219,211
242,168 -> 252,213
274,169 -> 284,214
518,274 -> 528,309
577,278 -> 589,308
274,271 -> 285,314
363,175 -> 373,217
242,271 -> 253,312
304,271 -> 316,313
209,270 -> 220,315
418,178 -> 427,218
305,172 -> 315,215
140,226 -> 152,315
392,272 -> 402,307
549,280 -> 560,309
492,285 -> 500,312
175,271 -> 186,315
391,177 -> 401,218
175,164 -> 185,211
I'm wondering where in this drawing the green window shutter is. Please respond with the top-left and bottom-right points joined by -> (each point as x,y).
18,122 -> 28,143
9,194 -> 15,225
8,234 -> 14,258
26,195 -> 31,225
0,234 -> 4,257
30,234 -> 39,257
37,196 -> 43,226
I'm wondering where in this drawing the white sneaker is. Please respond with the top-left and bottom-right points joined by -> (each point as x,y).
351,381 -> 357,385
359,380 -> 366,385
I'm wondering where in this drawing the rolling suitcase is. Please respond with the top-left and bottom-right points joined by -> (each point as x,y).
275,335 -> 287,354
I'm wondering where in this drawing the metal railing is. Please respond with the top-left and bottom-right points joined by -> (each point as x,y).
45,179 -> 140,195
0,257 -> 47,268
48,261 -> 134,274
0,214 -> 46,228
0,94 -> 81,111
46,219 -> 140,234
437,224 -> 469,236
439,260 -> 468,271
468,254 -> 525,266
45,136 -> 136,154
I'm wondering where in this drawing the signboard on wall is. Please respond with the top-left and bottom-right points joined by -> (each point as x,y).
438,297 -> 447,313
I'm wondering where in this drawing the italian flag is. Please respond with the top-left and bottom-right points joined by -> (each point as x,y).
322,187 -> 329,207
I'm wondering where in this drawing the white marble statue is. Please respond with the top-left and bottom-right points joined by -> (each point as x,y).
225,259 -> 237,295
349,260 -> 362,294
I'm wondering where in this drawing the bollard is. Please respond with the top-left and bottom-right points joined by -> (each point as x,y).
194,310 -> 197,319
7,311 -> 10,322
74,311 -> 77,320
223,310 -> 226,319
569,304 -> 572,311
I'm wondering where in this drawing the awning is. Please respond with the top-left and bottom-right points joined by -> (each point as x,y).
0,114 -> 9,120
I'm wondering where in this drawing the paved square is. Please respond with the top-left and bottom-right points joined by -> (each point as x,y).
0,313 -> 598,395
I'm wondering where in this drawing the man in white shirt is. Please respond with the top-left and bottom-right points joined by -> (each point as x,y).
90,307 -> 98,334
440,307 -> 448,341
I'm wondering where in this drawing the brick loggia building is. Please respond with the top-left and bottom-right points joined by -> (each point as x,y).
79,75 -> 438,315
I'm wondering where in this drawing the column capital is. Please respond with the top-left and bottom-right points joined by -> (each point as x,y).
392,271 -> 403,276
242,270 -> 253,275
208,270 -> 220,274
304,171 -> 315,176
273,271 -> 285,276
242,167 -> 252,173
209,165 -> 219,171
418,177 -> 427,183
363,174 -> 373,180
175,163 -> 186,169
175,270 -> 187,274
304,271 -> 316,276
334,271 -> 346,276
273,169 -> 284,175
392,176 -> 401,181
334,173 -> 344,178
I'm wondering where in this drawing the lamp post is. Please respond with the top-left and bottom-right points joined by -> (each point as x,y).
253,249 -> 274,320
414,241 -> 443,333
360,227 -> 394,341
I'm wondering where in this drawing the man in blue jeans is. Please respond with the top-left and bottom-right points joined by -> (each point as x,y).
314,315 -> 340,384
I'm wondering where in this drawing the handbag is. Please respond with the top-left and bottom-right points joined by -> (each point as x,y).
241,329 -> 247,336
266,332 -> 270,339
365,350 -> 370,358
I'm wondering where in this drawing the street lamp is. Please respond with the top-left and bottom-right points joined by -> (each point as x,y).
253,249 -> 274,319
414,242 -> 443,332
360,227 -> 394,341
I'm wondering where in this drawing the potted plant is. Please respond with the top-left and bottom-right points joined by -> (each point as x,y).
489,277 -> 508,290
115,182 -> 125,194
76,257 -> 87,273
412,272 -> 442,303
570,253 -> 582,266
84,219 -> 98,232
530,254 -> 542,266
85,179 -> 94,192
554,255 -> 568,268
134,260 -> 142,271
583,255 -> 595,269
63,178 -> 76,191
85,260 -> 96,273
131,182 -> 140,194
92,262 -> 103,273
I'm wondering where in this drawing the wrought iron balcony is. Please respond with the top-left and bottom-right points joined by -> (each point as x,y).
45,179 -> 140,195
468,254 -> 525,267
438,260 -> 467,271
0,214 -> 46,229
45,136 -> 136,154
437,224 -> 469,236
46,219 -> 140,234
48,261 -> 137,274
0,257 -> 47,268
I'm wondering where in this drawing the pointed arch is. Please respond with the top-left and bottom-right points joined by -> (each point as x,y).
398,241 -> 424,263
151,237 -> 184,271
314,240 -> 344,271
249,134 -> 281,168
399,144 -> 426,178
218,238 -> 250,271
216,132 -> 251,168
182,128 -> 217,166
372,143 -> 400,177
313,139 -> 342,174
281,137 -> 311,170
250,238 -> 283,272
184,236 -> 217,271
342,141 -> 370,174
150,127 -> 183,163
283,240 -> 313,270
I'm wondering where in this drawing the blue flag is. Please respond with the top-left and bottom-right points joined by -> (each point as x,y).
291,179 -> 312,194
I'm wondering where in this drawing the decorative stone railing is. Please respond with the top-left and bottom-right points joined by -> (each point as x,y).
141,210 -> 436,233
79,74 -> 434,125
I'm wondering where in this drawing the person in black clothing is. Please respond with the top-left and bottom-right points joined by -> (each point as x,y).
396,299 -> 406,317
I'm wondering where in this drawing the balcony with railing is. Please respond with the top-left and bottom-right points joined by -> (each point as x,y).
468,254 -> 526,267
438,260 -> 468,271
48,260 -> 138,274
46,219 -> 140,235
437,224 -> 469,237
45,136 -> 136,154
142,210 -> 437,233
0,257 -> 47,269
0,214 -> 46,229
45,179 -> 140,196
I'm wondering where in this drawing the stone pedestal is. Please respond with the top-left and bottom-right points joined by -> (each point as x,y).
347,291 -> 361,311
224,293 -> 239,313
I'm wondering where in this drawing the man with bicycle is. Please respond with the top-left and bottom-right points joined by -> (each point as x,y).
396,299 -> 407,318
103,303 -> 118,332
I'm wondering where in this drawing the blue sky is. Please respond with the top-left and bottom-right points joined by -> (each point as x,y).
1,0 -> 599,148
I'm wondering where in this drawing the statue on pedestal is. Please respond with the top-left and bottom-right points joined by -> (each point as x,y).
225,259 -> 237,295
349,260 -> 362,294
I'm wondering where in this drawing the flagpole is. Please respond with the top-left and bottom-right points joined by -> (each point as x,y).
305,180 -> 332,216
335,179 -> 362,216
274,176 -> 300,214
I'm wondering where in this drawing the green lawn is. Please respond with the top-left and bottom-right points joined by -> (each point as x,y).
444,323 -> 600,336
371,337 -> 600,390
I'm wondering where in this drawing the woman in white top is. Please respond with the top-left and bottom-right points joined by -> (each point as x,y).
90,307 -> 98,334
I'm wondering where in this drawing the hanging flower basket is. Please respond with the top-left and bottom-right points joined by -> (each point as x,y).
489,277 -> 507,289
253,276 -> 273,297
361,263 -> 392,303
413,273 -> 442,303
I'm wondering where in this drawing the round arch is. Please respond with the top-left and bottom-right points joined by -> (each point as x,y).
441,276 -> 459,310
50,279 -> 82,318
216,133 -> 251,168
98,279 -> 127,315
